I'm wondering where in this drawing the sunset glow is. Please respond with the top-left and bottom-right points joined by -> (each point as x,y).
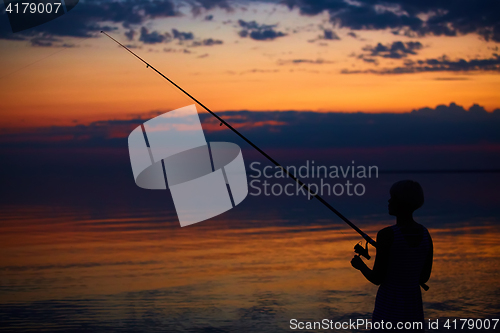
1,2 -> 499,127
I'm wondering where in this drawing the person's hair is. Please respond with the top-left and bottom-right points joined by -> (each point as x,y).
390,180 -> 424,212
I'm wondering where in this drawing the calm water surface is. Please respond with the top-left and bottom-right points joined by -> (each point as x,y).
1,175 -> 499,332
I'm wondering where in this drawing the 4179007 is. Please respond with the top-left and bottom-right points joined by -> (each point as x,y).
443,319 -> 498,330
5,2 -> 62,14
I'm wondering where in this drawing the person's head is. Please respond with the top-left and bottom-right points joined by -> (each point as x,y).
388,180 -> 424,216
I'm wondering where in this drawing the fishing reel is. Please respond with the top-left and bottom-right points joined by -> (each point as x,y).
354,241 -> 371,260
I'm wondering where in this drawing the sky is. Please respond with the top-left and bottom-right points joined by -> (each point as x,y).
1,4 -> 499,328
0,0 -> 499,128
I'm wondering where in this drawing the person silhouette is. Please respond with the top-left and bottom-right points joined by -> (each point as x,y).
351,180 -> 433,332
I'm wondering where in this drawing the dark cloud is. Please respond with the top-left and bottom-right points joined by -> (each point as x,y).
163,48 -> 191,53
239,69 -> 280,74
190,0 -> 231,16
411,102 -> 467,116
285,0 -> 500,42
342,54 -> 500,74
323,29 -> 340,40
362,41 -> 423,59
347,32 -> 357,38
411,102 -> 491,118
238,20 -> 264,30
433,77 -> 470,81
402,0 -> 500,41
283,0 -> 348,16
2,104 -> 499,151
1,107 -> 499,215
278,58 -> 334,65
469,103 -> 489,115
360,57 -> 379,65
249,29 -> 286,40
139,27 -> 171,44
0,3 -> 114,42
191,38 -> 223,46
238,20 -> 287,41
125,29 -> 136,41
141,0 -> 177,18
30,36 -> 61,47
195,0 -> 231,10
124,44 -> 140,49
172,29 -> 194,41
334,5 -> 423,31
0,0 -> 176,43
170,29 -> 222,48
204,15 -> 214,21
0,0 -> 229,45
202,106 -> 500,153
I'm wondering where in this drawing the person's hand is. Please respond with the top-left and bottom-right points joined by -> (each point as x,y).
351,255 -> 365,270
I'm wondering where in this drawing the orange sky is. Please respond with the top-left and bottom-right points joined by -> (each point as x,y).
0,3 -> 499,127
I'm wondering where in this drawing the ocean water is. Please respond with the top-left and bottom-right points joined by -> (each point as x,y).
0,173 -> 499,332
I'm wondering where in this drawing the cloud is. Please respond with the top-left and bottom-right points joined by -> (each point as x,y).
238,20 -> 287,41
190,38 -> 223,47
0,0 -> 178,44
411,102 -> 467,116
193,0 -> 231,11
362,41 -> 423,59
141,0 -> 177,18
359,57 -> 379,65
469,103 -> 489,115
285,0 -> 500,42
163,48 -> 191,53
334,5 -> 423,31
172,29 -> 194,41
355,40 -> 422,64
433,77 -> 470,81
342,54 -> 500,74
2,104 -> 499,151
139,27 -> 172,44
151,28 -> 223,48
278,58 -> 334,65
30,36 -> 62,47
201,106 -> 500,152
0,0 -> 230,45
239,69 -> 280,74
284,0 -> 348,16
249,29 -> 286,40
171,29 -> 223,48
1,107 -> 499,212
411,102 -> 490,118
323,29 -> 340,40
125,29 -> 136,41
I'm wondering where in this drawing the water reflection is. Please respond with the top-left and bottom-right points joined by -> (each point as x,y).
1,199 -> 499,331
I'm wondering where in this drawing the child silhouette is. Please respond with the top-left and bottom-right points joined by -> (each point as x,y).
351,180 -> 433,332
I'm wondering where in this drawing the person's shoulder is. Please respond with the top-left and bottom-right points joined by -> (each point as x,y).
417,223 -> 433,240
378,226 -> 394,236
414,222 -> 429,234
377,226 -> 394,245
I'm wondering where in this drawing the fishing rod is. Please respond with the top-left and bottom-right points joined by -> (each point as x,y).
101,31 -> 429,291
